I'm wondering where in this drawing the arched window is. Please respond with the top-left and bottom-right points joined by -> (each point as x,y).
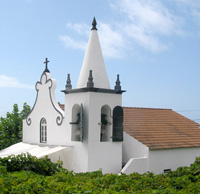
100,105 -> 111,142
40,118 -> 47,143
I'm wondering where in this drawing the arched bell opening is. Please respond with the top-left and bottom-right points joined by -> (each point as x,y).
70,104 -> 83,142
112,106 -> 123,142
100,105 -> 111,142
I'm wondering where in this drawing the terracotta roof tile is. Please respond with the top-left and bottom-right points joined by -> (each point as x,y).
123,107 -> 200,150
59,104 -> 65,111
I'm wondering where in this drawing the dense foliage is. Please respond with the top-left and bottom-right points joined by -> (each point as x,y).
1,155 -> 200,193
0,153 -> 62,176
0,103 -> 30,150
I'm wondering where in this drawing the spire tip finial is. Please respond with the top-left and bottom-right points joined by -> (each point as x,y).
91,17 -> 97,30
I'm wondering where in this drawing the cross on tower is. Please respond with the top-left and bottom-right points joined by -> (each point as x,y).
43,58 -> 50,73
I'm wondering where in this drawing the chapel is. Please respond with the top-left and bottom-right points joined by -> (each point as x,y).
1,18 -> 200,174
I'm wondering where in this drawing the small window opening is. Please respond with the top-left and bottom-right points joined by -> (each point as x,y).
40,118 -> 47,143
164,169 -> 171,174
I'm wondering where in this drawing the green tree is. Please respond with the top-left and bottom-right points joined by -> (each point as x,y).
0,103 -> 31,150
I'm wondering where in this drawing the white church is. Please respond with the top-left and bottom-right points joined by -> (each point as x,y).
1,18 -> 200,175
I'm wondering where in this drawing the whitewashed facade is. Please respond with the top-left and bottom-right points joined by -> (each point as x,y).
22,18 -> 124,174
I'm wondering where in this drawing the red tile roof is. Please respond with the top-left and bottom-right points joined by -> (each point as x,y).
123,107 -> 200,150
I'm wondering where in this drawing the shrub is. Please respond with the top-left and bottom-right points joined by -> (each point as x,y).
0,153 -> 62,176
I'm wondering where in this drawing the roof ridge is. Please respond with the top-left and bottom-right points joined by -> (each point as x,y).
123,106 -> 172,110
173,111 -> 200,126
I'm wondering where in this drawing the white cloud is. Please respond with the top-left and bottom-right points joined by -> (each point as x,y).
114,0 -> 180,35
0,75 -> 34,89
110,0 -> 183,52
173,0 -> 200,25
174,0 -> 200,8
124,23 -> 167,52
98,23 -> 126,58
66,23 -> 90,36
59,35 -> 87,50
192,10 -> 200,25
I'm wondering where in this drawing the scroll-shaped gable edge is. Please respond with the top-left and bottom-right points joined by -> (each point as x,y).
25,72 -> 64,126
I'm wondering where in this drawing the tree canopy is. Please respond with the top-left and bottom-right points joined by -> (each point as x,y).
0,103 -> 31,150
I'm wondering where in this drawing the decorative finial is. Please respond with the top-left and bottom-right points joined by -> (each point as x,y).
43,58 -> 50,73
65,74 -> 72,90
114,74 -> 121,91
91,17 -> 97,30
87,70 -> 94,87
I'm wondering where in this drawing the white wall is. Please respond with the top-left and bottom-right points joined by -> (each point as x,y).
87,92 -> 122,173
121,157 -> 148,175
88,142 -> 122,174
122,132 -> 149,164
49,143 -> 89,173
88,92 -> 122,141
149,147 -> 200,174
64,91 -> 123,173
120,133 -> 149,174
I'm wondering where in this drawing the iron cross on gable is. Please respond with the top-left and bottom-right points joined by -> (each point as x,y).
43,58 -> 50,73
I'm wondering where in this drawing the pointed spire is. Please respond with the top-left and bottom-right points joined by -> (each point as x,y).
87,70 -> 94,87
91,17 -> 97,30
65,74 -> 72,90
43,58 -> 50,73
114,74 -> 121,91
77,18 -> 110,89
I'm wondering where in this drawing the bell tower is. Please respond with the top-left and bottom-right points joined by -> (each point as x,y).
62,18 -> 125,173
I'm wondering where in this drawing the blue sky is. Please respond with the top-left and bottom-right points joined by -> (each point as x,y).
0,0 -> 200,123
